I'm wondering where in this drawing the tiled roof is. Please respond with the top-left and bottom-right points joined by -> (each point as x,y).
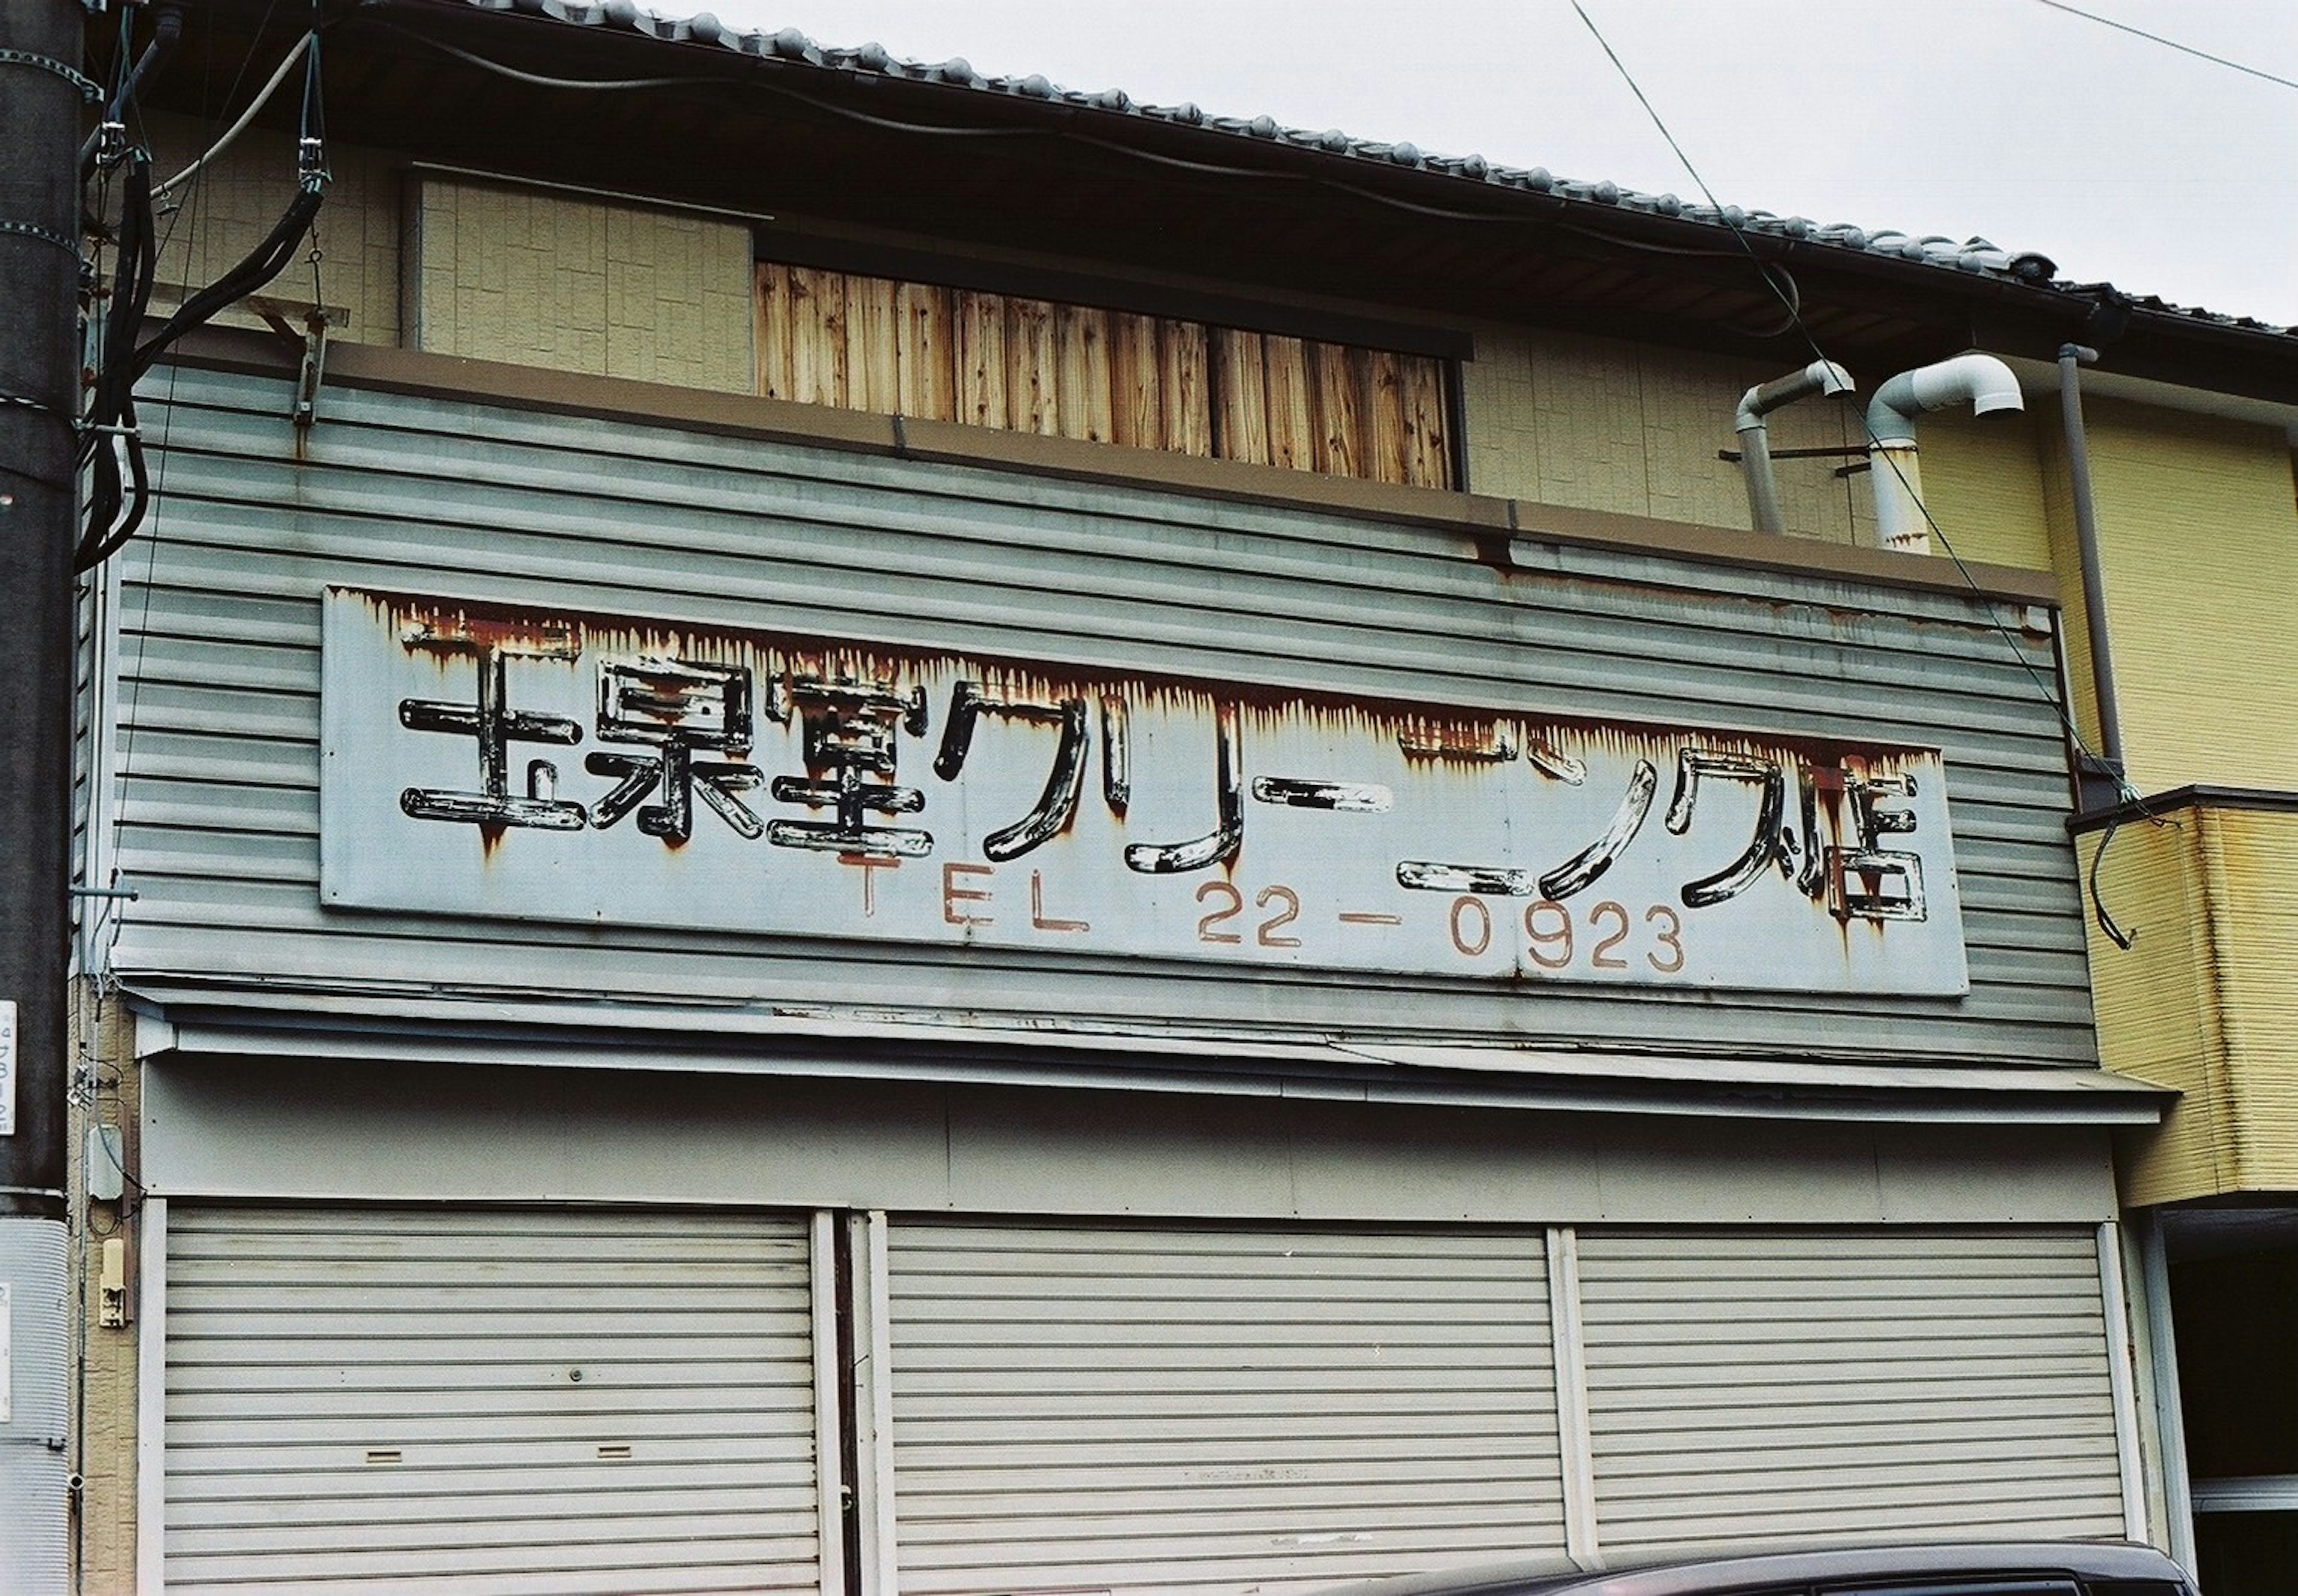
454,0 -> 2291,340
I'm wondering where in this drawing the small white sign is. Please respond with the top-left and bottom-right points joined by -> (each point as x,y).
0,998 -> 16,1138
0,1281 -> 11,1424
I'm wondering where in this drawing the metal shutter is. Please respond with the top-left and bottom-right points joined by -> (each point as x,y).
885,1220 -> 1566,1595
163,1205 -> 827,1595
1574,1226 -> 2128,1554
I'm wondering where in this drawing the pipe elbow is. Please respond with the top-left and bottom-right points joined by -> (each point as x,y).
1737,359 -> 1855,431
1866,353 -> 2023,448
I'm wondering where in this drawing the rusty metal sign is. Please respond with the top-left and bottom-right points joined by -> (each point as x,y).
319,589 -> 1969,995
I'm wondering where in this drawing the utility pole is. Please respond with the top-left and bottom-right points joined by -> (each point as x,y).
0,0 -> 83,1585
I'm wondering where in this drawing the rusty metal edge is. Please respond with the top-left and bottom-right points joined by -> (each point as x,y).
2066,783 -> 2298,835
159,326 -> 2066,607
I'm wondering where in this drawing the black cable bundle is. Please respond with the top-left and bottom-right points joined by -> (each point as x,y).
75,11 -> 330,571
75,153 -> 159,573
127,181 -> 326,386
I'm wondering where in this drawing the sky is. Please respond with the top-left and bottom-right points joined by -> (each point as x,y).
683,0 -> 2298,327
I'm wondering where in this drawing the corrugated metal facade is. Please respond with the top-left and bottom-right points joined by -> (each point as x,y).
162,1206 -> 827,1594
883,1221 -> 1565,1592
1574,1227 -> 2129,1553
107,360 -> 2093,1065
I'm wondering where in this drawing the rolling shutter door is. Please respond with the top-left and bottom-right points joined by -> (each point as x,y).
886,1220 -> 1566,1595
163,1206 -> 827,1595
1574,1226 -> 2127,1554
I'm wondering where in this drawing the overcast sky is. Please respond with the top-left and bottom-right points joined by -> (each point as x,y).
687,0 -> 2298,327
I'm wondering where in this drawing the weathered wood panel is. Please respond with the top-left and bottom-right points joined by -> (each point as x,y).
1214,329 -> 1272,467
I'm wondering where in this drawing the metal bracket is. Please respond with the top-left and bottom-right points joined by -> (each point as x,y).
0,48 -> 104,101
255,303 -> 332,431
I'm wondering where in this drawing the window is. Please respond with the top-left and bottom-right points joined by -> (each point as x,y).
755,261 -> 1455,489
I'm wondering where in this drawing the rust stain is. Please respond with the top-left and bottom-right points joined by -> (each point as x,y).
353,585 -> 1948,789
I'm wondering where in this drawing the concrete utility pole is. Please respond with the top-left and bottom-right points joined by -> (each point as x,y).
0,0 -> 83,1585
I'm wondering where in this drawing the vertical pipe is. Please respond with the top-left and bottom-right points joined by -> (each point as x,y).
1736,360 -> 1853,536
2060,343 -> 2126,769
1739,424 -> 1784,536
850,1211 -> 897,1596
1546,1226 -> 1600,1567
2098,1220 -> 2150,1545
2138,1213 -> 2197,1574
810,1211 -> 848,1596
1871,445 -> 1929,555
135,1196 -> 166,1595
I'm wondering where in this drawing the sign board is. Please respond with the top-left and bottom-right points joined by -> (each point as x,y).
320,589 -> 1969,995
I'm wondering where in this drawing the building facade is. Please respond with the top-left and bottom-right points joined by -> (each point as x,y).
48,2 -> 2298,1591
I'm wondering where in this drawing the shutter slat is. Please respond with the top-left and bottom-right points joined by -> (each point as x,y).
887,1220 -> 1564,1595
1577,1226 -> 2126,1557
165,1206 -> 823,1595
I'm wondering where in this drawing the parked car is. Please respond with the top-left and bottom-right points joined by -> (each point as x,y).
1312,1540 -> 2197,1596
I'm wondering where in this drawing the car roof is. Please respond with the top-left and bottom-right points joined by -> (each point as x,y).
1311,1540 -> 2192,1596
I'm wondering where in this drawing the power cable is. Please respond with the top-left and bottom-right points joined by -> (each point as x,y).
154,34 -> 309,198
2028,0 -> 2298,93
1566,0 -> 2160,947
77,5 -> 332,573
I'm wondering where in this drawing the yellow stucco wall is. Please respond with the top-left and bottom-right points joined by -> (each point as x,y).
2093,802 -> 2298,1205
1917,410 -> 2056,573
133,118 -> 756,394
2066,402 -> 2298,794
142,111 -> 403,348
410,178 -> 755,392
2210,805 -> 2298,1186
1461,326 -> 1873,543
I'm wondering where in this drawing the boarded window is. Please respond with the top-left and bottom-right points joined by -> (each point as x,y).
756,261 -> 1454,490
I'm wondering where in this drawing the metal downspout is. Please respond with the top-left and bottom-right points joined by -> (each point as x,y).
1865,353 -> 2025,555
1735,360 -> 1855,536
2059,342 -> 2126,781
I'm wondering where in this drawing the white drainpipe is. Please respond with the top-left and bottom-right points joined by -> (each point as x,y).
1736,360 -> 1855,536
1865,353 -> 2025,554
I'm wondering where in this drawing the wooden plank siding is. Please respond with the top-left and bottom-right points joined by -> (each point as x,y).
756,260 -> 1452,488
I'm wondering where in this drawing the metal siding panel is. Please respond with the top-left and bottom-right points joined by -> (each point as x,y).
111,367 -> 2093,1063
163,1206 -> 823,1594
886,1221 -> 1564,1594
1575,1227 -> 2129,1554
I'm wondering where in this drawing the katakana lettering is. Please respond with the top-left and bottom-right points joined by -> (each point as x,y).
931,680 -> 1090,862
1539,757 -> 1659,900
1664,748 -> 1788,908
1395,721 -> 1581,895
1123,701 -> 1242,874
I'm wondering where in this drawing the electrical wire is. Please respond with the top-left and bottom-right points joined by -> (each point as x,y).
1566,0 -> 2159,939
2028,0 -> 2298,93
154,34 -> 310,198
78,8 -> 332,573
354,14 -> 1649,232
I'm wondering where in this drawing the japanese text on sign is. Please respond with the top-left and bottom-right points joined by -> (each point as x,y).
319,590 -> 1969,995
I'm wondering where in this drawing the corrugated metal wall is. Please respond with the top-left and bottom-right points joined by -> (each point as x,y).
163,1205 -> 826,1594
107,361 -> 2093,1062
1574,1227 -> 2129,1553
883,1221 -> 1565,1593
